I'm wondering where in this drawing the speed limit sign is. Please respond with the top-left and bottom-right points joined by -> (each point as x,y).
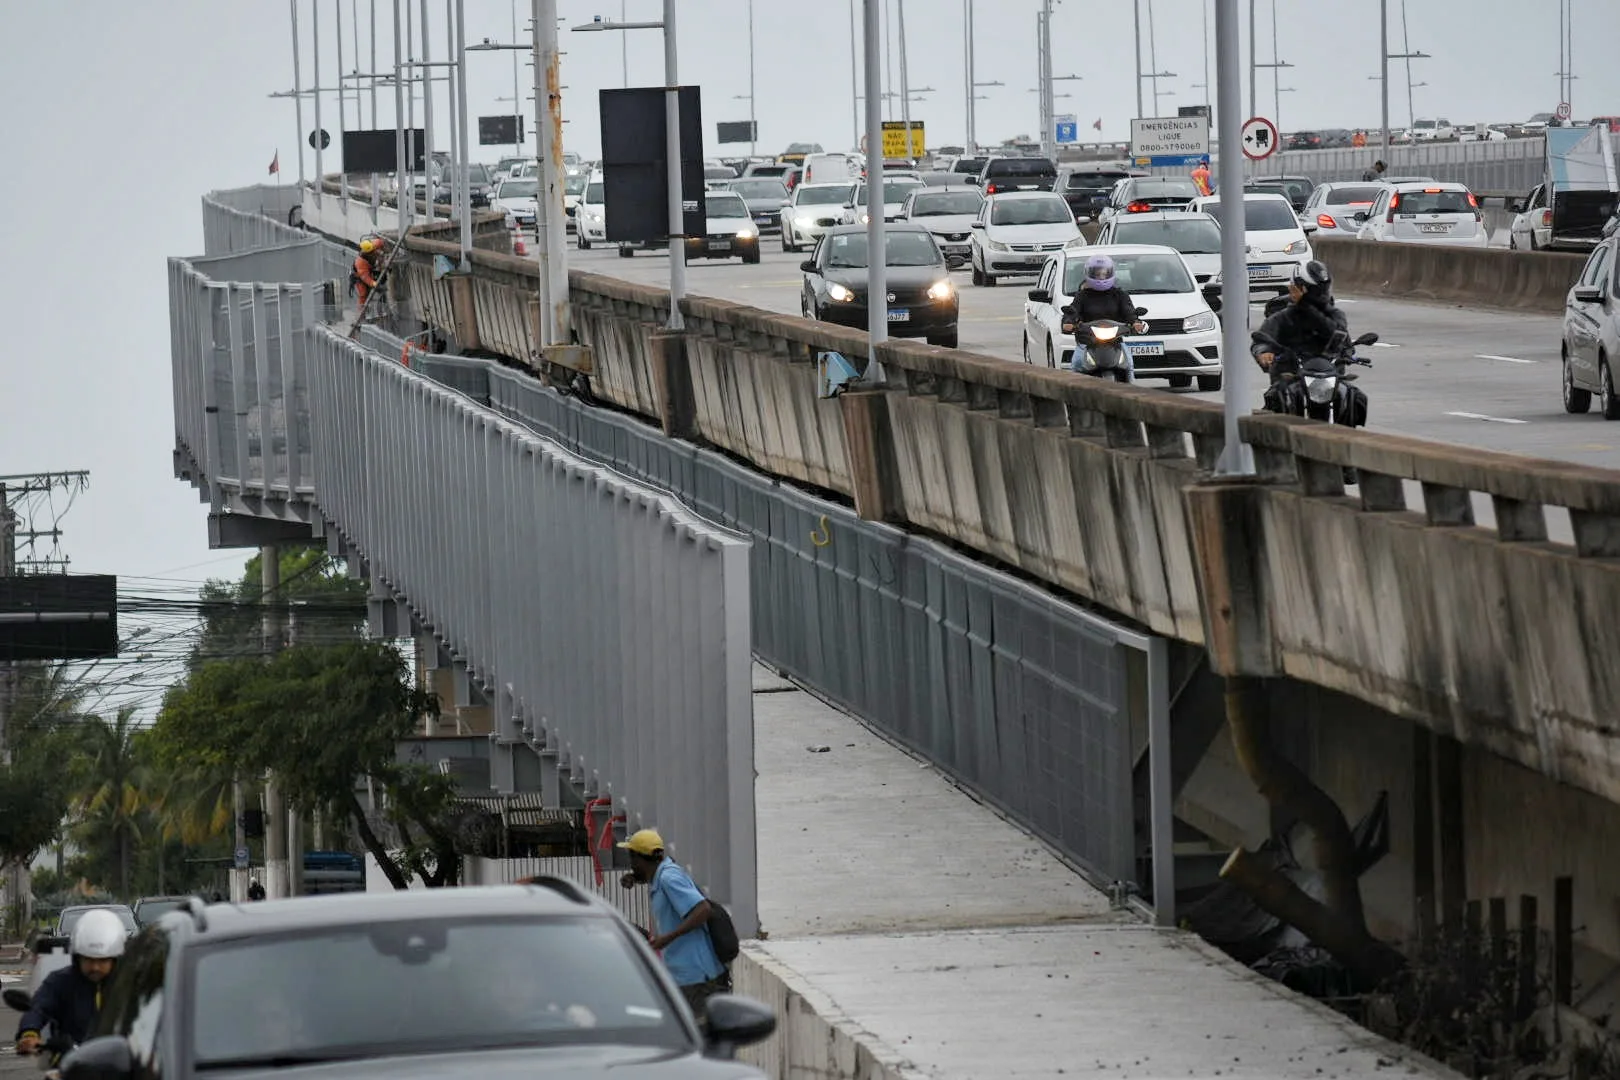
1556,102 -> 1572,120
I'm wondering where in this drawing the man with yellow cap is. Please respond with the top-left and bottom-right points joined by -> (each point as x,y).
617,828 -> 728,1025
352,238 -> 384,310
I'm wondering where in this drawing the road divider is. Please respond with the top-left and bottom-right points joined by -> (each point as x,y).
1315,236 -> 1584,315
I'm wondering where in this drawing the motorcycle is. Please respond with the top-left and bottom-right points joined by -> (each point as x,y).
1256,329 -> 1379,424
1062,307 -> 1151,383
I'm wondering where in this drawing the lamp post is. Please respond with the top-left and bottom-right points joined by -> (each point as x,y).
862,0 -> 884,381
1378,0 -> 1428,157
1214,0 -> 1253,479
745,0 -> 757,157
289,1 -> 308,188
573,5 -> 687,332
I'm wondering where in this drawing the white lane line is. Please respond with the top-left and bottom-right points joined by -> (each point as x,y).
1446,411 -> 1530,425
1474,353 -> 1538,364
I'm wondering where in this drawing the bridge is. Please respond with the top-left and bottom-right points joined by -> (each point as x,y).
178,164 -> 1620,1071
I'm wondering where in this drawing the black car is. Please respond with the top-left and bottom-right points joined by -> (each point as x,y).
1056,166 -> 1143,221
725,178 -> 792,235
1251,174 -> 1315,213
799,224 -> 959,348
974,155 -> 1058,196
434,163 -> 496,208
60,885 -> 776,1080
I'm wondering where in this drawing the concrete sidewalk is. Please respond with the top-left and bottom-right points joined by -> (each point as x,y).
733,664 -> 1455,1080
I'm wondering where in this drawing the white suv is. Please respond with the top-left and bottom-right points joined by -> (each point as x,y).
1353,182 -> 1487,248
1409,118 -> 1454,141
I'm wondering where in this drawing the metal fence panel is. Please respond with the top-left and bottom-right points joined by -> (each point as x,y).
1148,136 -> 1566,193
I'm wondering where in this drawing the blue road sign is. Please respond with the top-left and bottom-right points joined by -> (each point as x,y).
1136,154 -> 1204,168
234,846 -> 250,870
1055,120 -> 1078,144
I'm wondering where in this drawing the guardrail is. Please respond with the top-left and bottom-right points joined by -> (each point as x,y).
1316,235 -> 1584,313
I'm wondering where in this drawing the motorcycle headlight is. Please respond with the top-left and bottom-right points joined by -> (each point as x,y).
927,279 -> 954,301
827,283 -> 856,302
1182,311 -> 1217,334
1305,375 -> 1337,404
1092,325 -> 1120,342
1285,239 -> 1310,255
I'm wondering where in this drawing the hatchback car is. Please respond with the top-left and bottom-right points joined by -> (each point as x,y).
780,182 -> 856,252
800,224 -> 959,347
1352,182 -> 1487,247
898,187 -> 985,268
1021,243 -> 1223,390
575,174 -> 606,249
1095,210 -> 1223,283
1303,181 -> 1385,235
725,178 -> 792,235
1187,192 -> 1316,294
1057,166 -> 1144,222
674,190 -> 761,263
492,178 -> 539,231
839,176 -> 926,225
1098,176 -> 1202,225
969,191 -> 1084,286
1561,235 -> 1620,417
973,155 -> 1058,195
60,885 -> 777,1080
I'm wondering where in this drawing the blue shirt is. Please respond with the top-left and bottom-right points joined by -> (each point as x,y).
650,859 -> 723,986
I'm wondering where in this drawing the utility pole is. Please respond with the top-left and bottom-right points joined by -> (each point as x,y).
533,0 -> 570,344
261,545 -> 289,900
897,0 -> 912,161
962,0 -> 974,154
419,0 -> 436,222
0,485 -> 13,933
1133,0 -> 1144,119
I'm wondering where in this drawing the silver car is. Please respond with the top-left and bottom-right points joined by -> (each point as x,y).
1561,233 -> 1620,417
969,191 -> 1084,286
839,176 -> 926,225
899,186 -> 986,269
726,177 -> 792,235
1302,181 -> 1386,237
780,182 -> 857,253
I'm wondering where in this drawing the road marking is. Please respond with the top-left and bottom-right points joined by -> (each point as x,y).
1474,353 -> 1538,364
1446,411 -> 1529,425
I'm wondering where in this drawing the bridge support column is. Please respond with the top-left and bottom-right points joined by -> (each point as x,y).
1182,480 -> 1280,677
446,274 -> 481,350
839,389 -> 903,523
650,331 -> 696,439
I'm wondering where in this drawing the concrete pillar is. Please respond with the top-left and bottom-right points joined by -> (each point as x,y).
649,331 -> 696,439
263,780 -> 288,899
839,389 -> 902,523
287,807 -> 303,897
1182,481 -> 1281,678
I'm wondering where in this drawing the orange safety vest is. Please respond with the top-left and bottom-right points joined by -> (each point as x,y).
1191,165 -> 1213,196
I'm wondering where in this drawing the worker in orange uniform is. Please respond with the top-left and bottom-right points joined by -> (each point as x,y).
1351,130 -> 1368,148
353,238 -> 383,311
1190,156 -> 1213,197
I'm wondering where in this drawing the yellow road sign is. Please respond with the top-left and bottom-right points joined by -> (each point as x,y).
880,121 -> 925,159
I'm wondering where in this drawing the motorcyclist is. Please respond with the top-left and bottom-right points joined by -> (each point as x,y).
14,910 -> 126,1057
1251,260 -> 1349,380
1061,254 -> 1148,378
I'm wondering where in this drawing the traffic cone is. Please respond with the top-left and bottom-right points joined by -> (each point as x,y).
514,235 -> 529,256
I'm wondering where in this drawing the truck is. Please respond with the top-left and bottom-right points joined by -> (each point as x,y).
1508,125 -> 1619,252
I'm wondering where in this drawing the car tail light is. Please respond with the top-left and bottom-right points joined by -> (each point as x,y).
1127,200 -> 1153,213
1542,208 -> 1554,227
1316,213 -> 1337,229
985,182 -> 1001,194
1387,193 -> 1399,222
1466,192 -> 1479,208
1423,187 -> 1444,193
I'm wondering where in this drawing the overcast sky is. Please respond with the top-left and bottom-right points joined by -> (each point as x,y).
0,0 -> 1616,710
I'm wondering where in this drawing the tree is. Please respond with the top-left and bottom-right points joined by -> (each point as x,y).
72,710 -> 152,899
151,641 -> 457,890
190,545 -> 367,669
0,665 -> 91,897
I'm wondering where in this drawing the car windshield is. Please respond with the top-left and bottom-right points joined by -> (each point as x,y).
1064,252 -> 1193,296
705,168 -> 736,180
584,182 -> 603,203
952,158 -> 987,173
1267,179 -> 1312,200
1413,120 -> 1436,130
1067,172 -> 1129,191
189,917 -> 685,1067
59,907 -> 137,936
497,180 -> 537,198
989,159 -> 1056,177
1324,185 -> 1381,206
1130,178 -> 1198,199
706,194 -> 750,218
852,180 -> 923,204
824,231 -> 941,269
135,900 -> 186,926
797,185 -> 854,205
909,191 -> 984,216
730,180 -> 789,199
1395,189 -> 1474,214
1111,218 -> 1222,253
1200,199 -> 1300,231
991,197 -> 1072,225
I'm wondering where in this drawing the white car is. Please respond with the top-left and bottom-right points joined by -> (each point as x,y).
898,186 -> 986,269
1509,183 -> 1553,250
1560,233 -> 1620,417
1409,117 -> 1454,141
563,173 -> 587,232
575,173 -> 606,249
1094,210 -> 1223,283
780,181 -> 857,253
1021,242 -> 1223,391
1186,192 -> 1315,295
969,190 -> 1084,286
1352,182 -> 1488,248
491,178 -> 538,232
839,176 -> 925,225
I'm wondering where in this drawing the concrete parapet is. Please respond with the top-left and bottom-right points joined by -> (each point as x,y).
1316,235 -> 1584,313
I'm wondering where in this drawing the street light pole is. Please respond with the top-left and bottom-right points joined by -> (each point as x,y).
1133,0 -> 1143,118
418,0 -> 435,221
314,0 -> 324,203
371,0 -> 379,126
455,0 -> 471,269
747,0 -> 757,156
963,0 -> 974,154
849,0 -> 860,150
1214,0 -> 1252,478
291,0 -> 308,188
662,0 -> 685,330
534,0 -> 568,342
393,0 -> 408,238
898,0 -> 912,161
863,0 -> 886,380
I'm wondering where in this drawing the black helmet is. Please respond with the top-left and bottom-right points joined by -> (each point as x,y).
1291,259 -> 1332,294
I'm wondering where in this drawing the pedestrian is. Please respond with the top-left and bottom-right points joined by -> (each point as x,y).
1190,155 -> 1214,197
1361,159 -> 1387,183
1351,130 -> 1367,148
352,238 -> 383,311
247,877 -> 266,902
616,829 -> 729,1027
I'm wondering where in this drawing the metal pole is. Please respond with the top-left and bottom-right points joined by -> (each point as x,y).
420,0 -> 435,221
1149,0 -> 1160,117
336,0 -> 350,205
849,0 -> 860,150
1202,0 -> 1211,118
882,0 -> 892,122
897,0 -> 912,161
1132,0 -> 1144,119
1400,0 -> 1413,129
621,0 -> 628,87
511,0 -> 521,157
314,0 -> 324,204
292,0 -> 308,188
371,0 -> 379,126
863,0 -> 887,380
1039,2 -> 1053,157
405,0 -> 416,228
963,0 -> 974,154
1248,0 -> 1256,123
394,0 -> 407,238
1379,0 -> 1389,158
663,0 -> 687,331
748,0 -> 757,157
1147,637 -> 1174,928
445,0 -> 458,220
1269,0 -> 1278,132
261,545 -> 288,900
353,0 -> 362,123
456,0 -> 471,269
535,0 -> 569,342
1565,0 -> 1573,115
1213,0 -> 1253,477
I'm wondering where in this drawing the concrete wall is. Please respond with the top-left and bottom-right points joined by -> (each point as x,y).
1316,236 -> 1585,314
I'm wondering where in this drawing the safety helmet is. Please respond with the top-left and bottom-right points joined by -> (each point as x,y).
71,909 -> 127,960
359,239 -> 378,255
1082,254 -> 1116,290
1291,259 -> 1332,294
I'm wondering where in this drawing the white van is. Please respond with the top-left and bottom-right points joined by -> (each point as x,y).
801,153 -> 855,186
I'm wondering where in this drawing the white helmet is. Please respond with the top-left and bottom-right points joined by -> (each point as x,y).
71,909 -> 127,960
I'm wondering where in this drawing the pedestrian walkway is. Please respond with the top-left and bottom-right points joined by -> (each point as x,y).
735,665 -> 1455,1080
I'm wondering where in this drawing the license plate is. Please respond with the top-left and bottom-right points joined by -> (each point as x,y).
753,215 -> 772,224
1025,254 -> 1047,264
1419,223 -> 1451,234
1247,264 -> 1276,280
888,308 -> 910,322
707,240 -> 730,251
944,246 -> 970,255
1126,341 -> 1165,357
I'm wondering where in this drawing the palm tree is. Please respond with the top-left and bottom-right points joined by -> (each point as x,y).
73,709 -> 151,899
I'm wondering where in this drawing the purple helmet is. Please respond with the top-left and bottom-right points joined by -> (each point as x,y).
1082,254 -> 1116,290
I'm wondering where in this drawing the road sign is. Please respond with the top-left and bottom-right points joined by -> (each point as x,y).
1240,116 -> 1280,160
881,121 -> 925,159
1130,115 -> 1210,162
1055,114 -> 1078,145
308,128 -> 330,151
234,846 -> 250,870
1556,101 -> 1572,120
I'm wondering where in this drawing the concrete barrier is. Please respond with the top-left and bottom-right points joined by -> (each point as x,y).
1316,235 -> 1583,314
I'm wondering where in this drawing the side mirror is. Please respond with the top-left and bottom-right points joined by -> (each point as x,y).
703,994 -> 778,1058
1302,221 -> 1319,234
1573,285 -> 1604,303
1028,288 -> 1052,304
59,1036 -> 134,1080
799,259 -> 818,274
3,988 -> 31,1012
967,176 -> 981,186
1134,306 -> 1149,317
1352,211 -> 1369,223
1353,332 -> 1380,347
970,221 -> 985,229
31,935 -> 67,955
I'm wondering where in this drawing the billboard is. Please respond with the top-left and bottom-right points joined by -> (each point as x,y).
341,128 -> 427,174
0,574 -> 118,661
880,121 -> 925,159
717,120 -> 758,145
599,86 -> 706,243
1129,116 -> 1210,167
478,115 -> 525,146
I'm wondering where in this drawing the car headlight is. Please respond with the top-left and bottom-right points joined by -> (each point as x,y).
827,283 -> 856,302
987,239 -> 1010,252
859,213 -> 870,224
1284,239 -> 1310,255
1305,375 -> 1336,404
736,228 -> 757,240
927,279 -> 954,301
796,214 -> 817,226
1182,311 -> 1217,333
587,211 -> 602,222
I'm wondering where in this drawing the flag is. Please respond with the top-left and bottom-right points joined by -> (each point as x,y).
269,151 -> 280,176
1092,118 -> 1103,131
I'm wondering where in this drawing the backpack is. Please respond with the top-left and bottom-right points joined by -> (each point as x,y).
705,898 -> 740,966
